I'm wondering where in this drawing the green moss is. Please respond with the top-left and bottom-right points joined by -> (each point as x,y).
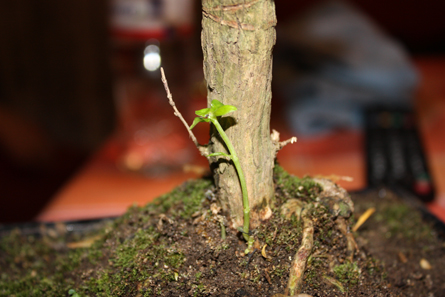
365,257 -> 385,277
256,165 -> 324,250
273,164 -> 321,203
217,242 -> 230,250
192,283 -> 206,297
145,178 -> 213,219
0,228 -> 100,297
374,203 -> 434,241
256,214 -> 302,250
85,225 -> 185,296
304,257 -> 323,288
333,262 -> 360,285
271,265 -> 287,278
82,178 -> 206,295
338,201 -> 351,217
195,271 -> 202,281
0,178 -> 210,296
250,265 -> 262,283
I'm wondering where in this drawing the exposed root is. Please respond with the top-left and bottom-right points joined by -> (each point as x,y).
279,199 -> 314,296
313,178 -> 354,218
323,275 -> 345,293
280,198 -> 304,219
264,268 -> 272,285
287,215 -> 314,296
277,178 -> 358,296
336,217 -> 358,262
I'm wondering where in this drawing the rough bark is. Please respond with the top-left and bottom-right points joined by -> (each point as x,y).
201,0 -> 276,228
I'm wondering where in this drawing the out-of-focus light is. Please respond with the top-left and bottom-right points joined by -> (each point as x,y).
143,44 -> 161,71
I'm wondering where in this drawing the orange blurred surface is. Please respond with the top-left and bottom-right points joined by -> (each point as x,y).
36,57 -> 445,223
415,57 -> 445,222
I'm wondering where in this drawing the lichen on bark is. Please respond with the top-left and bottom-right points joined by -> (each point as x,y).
201,0 -> 277,228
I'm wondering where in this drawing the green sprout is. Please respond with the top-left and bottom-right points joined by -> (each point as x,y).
191,99 -> 254,252
68,289 -> 81,297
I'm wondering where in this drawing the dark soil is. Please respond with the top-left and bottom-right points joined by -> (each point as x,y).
1,166 -> 444,296
352,189 -> 445,297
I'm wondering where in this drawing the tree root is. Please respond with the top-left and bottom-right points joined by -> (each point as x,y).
278,200 -> 314,296
273,213 -> 357,297
286,215 -> 314,296
276,176 -> 359,297
335,217 -> 358,262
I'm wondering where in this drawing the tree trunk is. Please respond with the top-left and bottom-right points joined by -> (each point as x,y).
201,0 -> 277,228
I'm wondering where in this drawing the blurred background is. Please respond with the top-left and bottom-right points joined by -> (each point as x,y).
0,0 -> 444,223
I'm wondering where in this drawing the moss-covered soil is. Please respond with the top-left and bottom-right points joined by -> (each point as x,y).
1,166 -> 444,296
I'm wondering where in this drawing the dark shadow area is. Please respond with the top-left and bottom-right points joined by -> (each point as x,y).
0,1 -> 115,223
276,0 -> 445,55
0,147 -> 88,223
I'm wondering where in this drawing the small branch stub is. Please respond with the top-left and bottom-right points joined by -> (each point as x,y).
271,129 -> 297,157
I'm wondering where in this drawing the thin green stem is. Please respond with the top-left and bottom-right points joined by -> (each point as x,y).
211,118 -> 252,246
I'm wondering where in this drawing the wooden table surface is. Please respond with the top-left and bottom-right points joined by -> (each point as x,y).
36,57 -> 445,223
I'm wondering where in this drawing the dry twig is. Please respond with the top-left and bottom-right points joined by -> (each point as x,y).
352,207 -> 376,232
160,68 -> 208,157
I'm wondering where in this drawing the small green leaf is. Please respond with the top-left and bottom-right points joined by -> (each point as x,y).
208,152 -> 231,158
68,289 -> 80,297
210,99 -> 224,110
195,108 -> 211,117
214,105 -> 237,116
190,117 -> 210,129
